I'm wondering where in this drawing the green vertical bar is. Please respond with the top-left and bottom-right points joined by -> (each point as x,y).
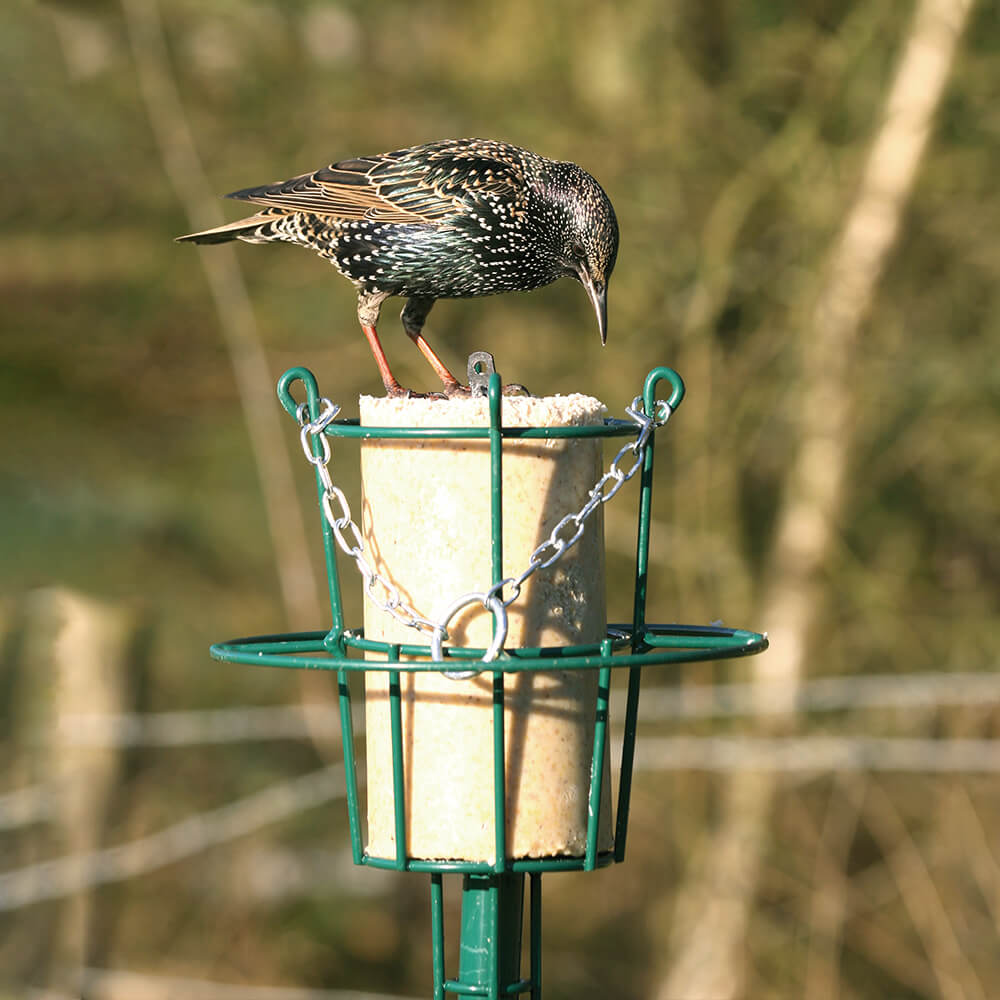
457,875 -> 489,994
295,368 -> 346,650
614,669 -> 642,864
337,668 -> 363,865
631,407 -> 656,644
615,387 -> 659,863
387,650 -> 407,869
487,372 -> 507,875
455,874 -> 524,997
613,369 -> 682,863
487,372 -> 503,588
431,873 -> 446,1000
489,879 -> 500,997
497,874 -> 524,991
630,365 -> 683,641
530,873 -> 542,999
493,670 -> 507,872
585,654 -> 613,871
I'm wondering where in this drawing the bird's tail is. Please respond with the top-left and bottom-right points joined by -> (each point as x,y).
175,212 -> 280,245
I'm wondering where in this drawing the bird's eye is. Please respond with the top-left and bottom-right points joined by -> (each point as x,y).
570,242 -> 585,259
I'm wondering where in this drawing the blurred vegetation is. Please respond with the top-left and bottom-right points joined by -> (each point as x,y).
1,0 -> 999,997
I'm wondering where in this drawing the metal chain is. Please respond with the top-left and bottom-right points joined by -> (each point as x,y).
480,396 -> 667,617
296,393 -> 673,669
297,400 -> 440,636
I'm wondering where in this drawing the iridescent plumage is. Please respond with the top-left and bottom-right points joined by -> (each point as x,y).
178,138 -> 619,395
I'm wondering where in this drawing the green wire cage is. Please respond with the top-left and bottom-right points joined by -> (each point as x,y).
211,361 -> 767,998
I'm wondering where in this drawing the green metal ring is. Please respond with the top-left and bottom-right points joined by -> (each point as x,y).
210,623 -> 768,673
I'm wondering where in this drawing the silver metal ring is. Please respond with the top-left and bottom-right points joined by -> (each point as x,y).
431,592 -> 509,676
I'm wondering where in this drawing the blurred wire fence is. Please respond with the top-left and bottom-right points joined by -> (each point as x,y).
43,670 -> 1000,748
3,676 -> 999,914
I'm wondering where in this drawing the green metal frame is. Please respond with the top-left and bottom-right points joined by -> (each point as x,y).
210,364 -> 767,998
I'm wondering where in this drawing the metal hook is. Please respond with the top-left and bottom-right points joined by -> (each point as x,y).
467,351 -> 498,397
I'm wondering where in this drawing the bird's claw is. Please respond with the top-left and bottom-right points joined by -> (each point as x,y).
385,389 -> 449,400
383,382 -> 531,399
444,382 -> 532,398
501,383 -> 531,397
383,384 -> 445,399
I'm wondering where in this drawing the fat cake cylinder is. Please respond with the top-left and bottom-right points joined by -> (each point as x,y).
360,392 -> 613,862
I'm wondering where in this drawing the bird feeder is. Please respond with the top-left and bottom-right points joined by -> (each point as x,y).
211,359 -> 767,998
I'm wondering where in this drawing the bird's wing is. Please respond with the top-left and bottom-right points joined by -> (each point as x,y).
224,142 -> 526,225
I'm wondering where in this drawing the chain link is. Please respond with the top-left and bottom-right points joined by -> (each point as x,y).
296,392 -> 672,668
298,399 -> 439,635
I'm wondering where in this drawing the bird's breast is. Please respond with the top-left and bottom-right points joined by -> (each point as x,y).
328,216 -> 560,300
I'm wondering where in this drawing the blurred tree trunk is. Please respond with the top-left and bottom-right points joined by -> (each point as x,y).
120,0 -> 321,632
656,0 -> 975,996
121,0 -> 338,758
20,589 -> 146,990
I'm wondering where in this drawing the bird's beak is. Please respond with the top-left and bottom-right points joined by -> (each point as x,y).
577,267 -> 608,345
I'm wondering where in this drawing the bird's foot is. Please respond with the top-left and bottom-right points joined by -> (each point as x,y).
384,385 -> 449,400
502,383 -> 531,396
436,381 -> 532,398
430,378 -> 469,398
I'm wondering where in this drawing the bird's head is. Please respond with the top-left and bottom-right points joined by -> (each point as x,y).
551,164 -> 619,345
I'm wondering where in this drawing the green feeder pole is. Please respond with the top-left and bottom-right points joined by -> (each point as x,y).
449,372 -> 526,999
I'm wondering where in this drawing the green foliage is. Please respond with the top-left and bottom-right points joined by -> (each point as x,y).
2,0 -> 998,997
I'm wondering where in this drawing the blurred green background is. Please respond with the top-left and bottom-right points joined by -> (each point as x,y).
2,0 -> 999,997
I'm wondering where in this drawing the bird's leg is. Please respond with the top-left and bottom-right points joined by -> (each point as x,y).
358,291 -> 409,397
401,297 -> 465,396
359,322 -> 408,396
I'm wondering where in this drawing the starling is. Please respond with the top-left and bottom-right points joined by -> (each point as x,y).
177,138 -> 619,396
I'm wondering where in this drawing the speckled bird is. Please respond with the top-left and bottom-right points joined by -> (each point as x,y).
177,138 -> 619,396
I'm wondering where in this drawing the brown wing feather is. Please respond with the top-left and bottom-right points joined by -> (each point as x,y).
225,155 -> 431,223
223,141 -> 526,226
